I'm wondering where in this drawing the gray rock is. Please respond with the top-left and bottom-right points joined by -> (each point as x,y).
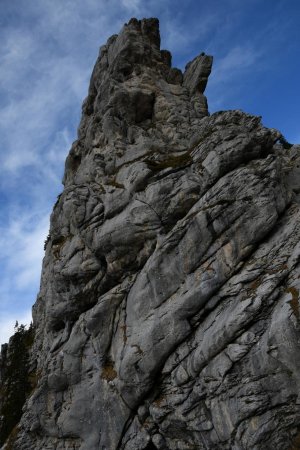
2,17 -> 300,450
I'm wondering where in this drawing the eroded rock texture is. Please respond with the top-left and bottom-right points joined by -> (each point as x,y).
5,17 -> 300,450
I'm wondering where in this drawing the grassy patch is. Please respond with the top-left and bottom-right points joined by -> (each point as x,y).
287,286 -> 299,319
145,152 -> 192,171
101,362 -> 117,382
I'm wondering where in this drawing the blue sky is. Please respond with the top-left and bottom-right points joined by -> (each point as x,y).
0,0 -> 299,344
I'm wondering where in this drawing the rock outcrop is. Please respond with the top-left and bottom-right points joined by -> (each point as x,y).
2,17 -> 300,450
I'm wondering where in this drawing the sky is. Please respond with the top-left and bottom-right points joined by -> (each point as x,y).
0,0 -> 299,345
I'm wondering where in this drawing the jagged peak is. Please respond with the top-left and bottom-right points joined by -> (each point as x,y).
94,17 -> 212,92
63,18 -> 213,185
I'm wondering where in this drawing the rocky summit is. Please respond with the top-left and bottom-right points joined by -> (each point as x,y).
1,17 -> 300,450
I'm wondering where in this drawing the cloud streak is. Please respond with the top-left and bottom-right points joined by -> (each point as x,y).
207,44 -> 263,109
0,209 -> 49,301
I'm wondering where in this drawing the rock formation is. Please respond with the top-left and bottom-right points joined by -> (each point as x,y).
1,17 -> 300,450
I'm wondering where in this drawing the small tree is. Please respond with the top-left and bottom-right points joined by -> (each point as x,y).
0,324 -> 35,446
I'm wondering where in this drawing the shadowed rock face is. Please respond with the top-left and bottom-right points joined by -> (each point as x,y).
5,17 -> 300,450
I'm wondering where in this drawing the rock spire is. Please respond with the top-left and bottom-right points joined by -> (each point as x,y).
2,17 -> 300,450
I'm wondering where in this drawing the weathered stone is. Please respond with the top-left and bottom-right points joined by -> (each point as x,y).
1,17 -> 300,450
183,53 -> 213,94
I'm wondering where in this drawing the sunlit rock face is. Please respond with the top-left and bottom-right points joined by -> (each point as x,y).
6,17 -> 300,450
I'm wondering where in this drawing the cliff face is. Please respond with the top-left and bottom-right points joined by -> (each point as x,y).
3,17 -> 300,450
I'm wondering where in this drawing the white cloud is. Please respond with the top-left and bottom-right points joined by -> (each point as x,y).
162,12 -> 220,57
121,0 -> 141,13
9,216 -> 49,289
0,211 -> 49,308
210,45 -> 262,86
0,310 -> 32,346
0,52 -> 89,173
207,44 -> 263,110
0,30 -> 36,89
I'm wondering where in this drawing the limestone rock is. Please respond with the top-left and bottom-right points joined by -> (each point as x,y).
2,17 -> 300,450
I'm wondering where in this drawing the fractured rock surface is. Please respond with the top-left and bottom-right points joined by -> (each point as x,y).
4,17 -> 300,450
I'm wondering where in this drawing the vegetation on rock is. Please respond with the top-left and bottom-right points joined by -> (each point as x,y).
0,323 -> 34,447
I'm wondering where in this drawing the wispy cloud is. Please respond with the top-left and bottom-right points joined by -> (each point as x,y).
212,45 -> 262,81
161,10 -> 221,61
0,310 -> 32,347
207,43 -> 264,110
0,50 -> 89,173
0,210 -> 49,301
121,0 -> 142,13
